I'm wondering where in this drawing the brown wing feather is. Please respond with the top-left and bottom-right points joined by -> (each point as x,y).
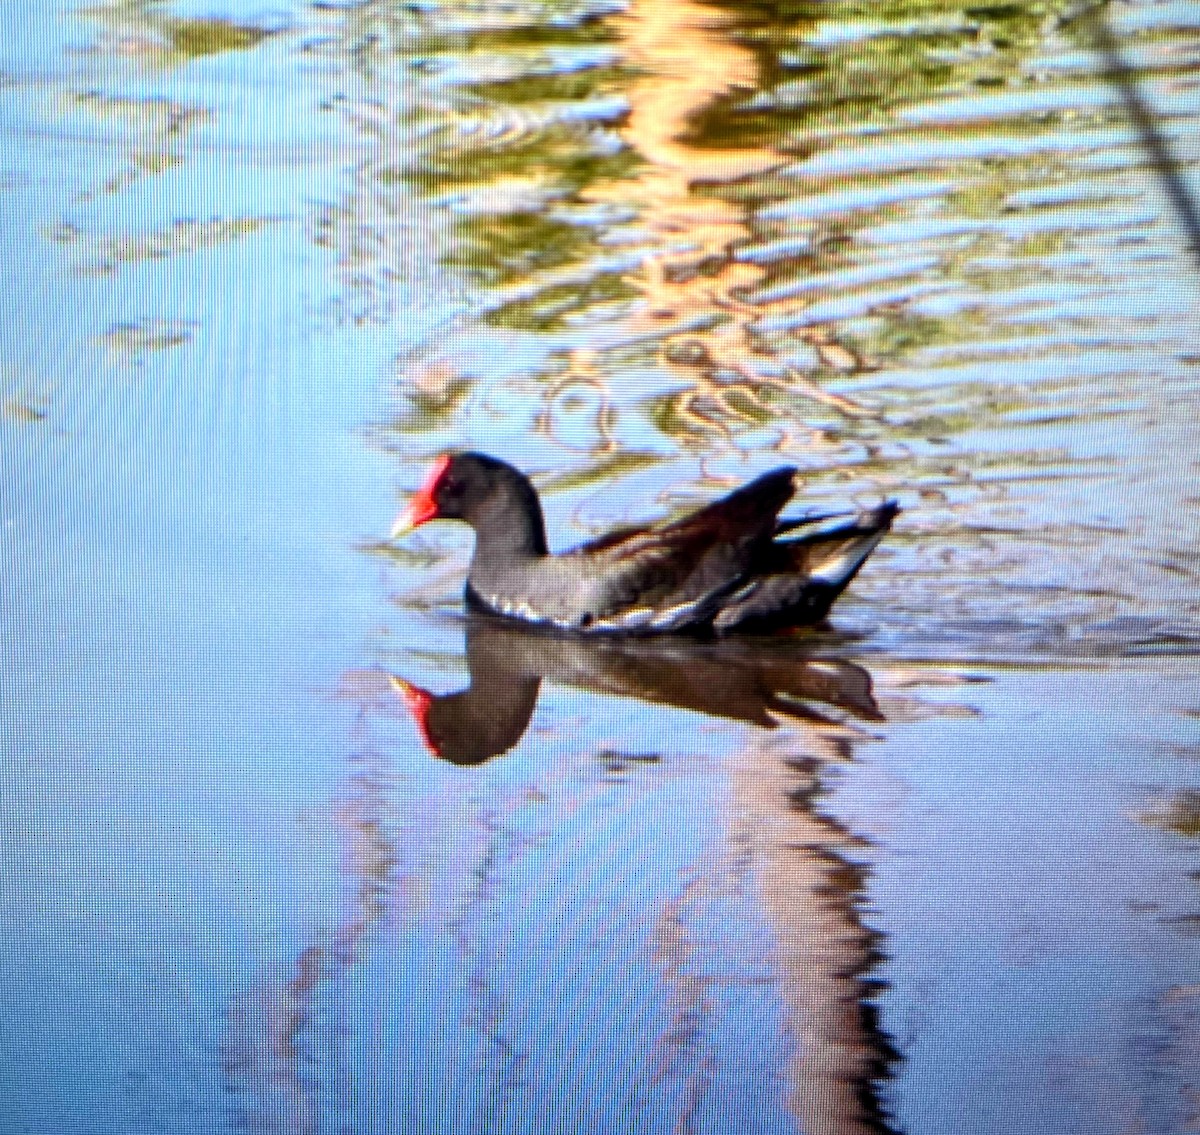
569,467 -> 798,564
564,468 -> 799,630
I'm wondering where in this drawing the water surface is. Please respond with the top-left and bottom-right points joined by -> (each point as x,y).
2,1 -> 1199,1133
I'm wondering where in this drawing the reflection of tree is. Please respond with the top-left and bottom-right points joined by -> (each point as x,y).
728,733 -> 899,1135
362,0 -> 1105,453
350,0 -> 883,455
223,712 -> 400,1134
640,708 -> 900,1133
586,0 -> 874,450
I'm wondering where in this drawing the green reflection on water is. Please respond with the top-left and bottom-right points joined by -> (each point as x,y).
49,217 -> 277,275
384,0 -> 1104,411
406,132 -> 640,193
446,212 -> 599,286
166,18 -> 272,58
79,4 -> 274,64
484,270 -> 637,330
469,66 -> 637,106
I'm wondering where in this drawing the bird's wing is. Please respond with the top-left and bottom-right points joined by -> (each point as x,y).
564,467 -> 799,631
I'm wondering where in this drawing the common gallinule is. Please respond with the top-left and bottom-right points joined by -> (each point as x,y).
391,452 -> 898,635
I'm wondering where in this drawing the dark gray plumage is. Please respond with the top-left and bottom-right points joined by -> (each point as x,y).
392,452 -> 898,636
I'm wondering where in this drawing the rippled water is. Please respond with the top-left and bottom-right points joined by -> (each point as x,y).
356,0 -> 1200,661
2,1 -> 1199,1133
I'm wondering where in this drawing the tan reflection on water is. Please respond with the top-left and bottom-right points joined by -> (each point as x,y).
223,700 -> 403,1135
644,701 -> 899,1133
582,0 -> 869,452
609,0 -> 779,183
728,729 -> 894,1135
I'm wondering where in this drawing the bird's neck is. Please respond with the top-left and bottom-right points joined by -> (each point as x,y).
469,479 -> 548,563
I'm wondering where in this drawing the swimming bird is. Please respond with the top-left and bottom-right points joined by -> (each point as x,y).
391,452 -> 898,635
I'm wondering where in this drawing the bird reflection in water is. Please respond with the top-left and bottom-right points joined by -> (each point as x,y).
227,616 -> 911,1135
387,614 -> 902,1135
389,613 -> 885,766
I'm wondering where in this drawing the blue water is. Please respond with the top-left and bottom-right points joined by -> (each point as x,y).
3,2 -> 1199,1133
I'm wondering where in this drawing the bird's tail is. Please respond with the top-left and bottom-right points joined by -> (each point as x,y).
787,501 -> 900,592
712,501 -> 900,633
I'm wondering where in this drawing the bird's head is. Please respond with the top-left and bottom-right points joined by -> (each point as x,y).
390,452 -> 547,555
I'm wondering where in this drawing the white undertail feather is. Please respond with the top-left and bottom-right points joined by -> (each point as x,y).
805,529 -> 887,587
